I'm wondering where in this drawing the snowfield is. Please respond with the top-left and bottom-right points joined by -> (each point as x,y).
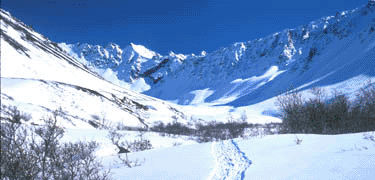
81,130 -> 375,180
208,140 -> 251,180
56,126 -> 375,180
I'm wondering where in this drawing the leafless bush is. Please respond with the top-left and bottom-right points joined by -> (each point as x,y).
33,110 -> 65,179
276,88 -> 306,133
107,129 -> 125,147
294,135 -> 303,145
107,129 -> 147,168
116,154 -> 145,168
1,106 -> 112,180
351,80 -> 375,131
91,112 -> 111,129
1,105 -> 36,179
53,141 -> 112,180
363,132 -> 375,143
173,142 -> 183,146
276,82 -> 375,134
124,138 -> 152,152
107,129 -> 152,153
1,105 -> 32,123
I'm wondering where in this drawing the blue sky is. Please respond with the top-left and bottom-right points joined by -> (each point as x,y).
2,0 -> 366,55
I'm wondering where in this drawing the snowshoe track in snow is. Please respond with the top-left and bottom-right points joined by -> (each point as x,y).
209,139 -> 252,180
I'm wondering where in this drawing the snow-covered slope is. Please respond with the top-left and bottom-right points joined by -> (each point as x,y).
145,4 -> 375,107
0,9 -> 189,128
62,4 -> 375,107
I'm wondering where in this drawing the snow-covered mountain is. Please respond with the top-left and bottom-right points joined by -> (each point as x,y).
61,3 -> 375,107
58,41 -> 201,92
0,7 -> 281,127
0,9 -> 190,129
58,42 -> 161,80
2,1 -> 375,127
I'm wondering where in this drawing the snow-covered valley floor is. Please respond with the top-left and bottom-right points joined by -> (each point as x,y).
63,128 -> 375,180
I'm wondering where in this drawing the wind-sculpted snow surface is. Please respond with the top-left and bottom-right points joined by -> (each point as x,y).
209,140 -> 251,180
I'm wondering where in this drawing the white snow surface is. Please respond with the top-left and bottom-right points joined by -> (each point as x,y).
208,140 -> 251,180
130,43 -> 158,59
97,132 -> 375,180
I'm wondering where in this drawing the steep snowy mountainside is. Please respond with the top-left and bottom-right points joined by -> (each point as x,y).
146,4 -> 375,107
60,3 -> 375,107
58,41 -> 205,90
58,42 -> 161,82
0,9 -> 189,128
1,9 -> 102,86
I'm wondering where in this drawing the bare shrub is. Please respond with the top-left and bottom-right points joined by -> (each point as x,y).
33,110 -> 65,179
1,105 -> 37,179
150,121 -> 194,136
116,154 -> 145,168
91,112 -> 110,129
240,111 -> 248,123
1,106 -> 112,180
276,82 -> 375,134
276,88 -> 306,133
276,87 -> 354,134
1,105 -> 32,123
351,80 -> 375,131
363,132 -> 375,143
195,121 -> 247,142
106,129 -> 148,168
294,135 -> 303,145
173,142 -> 183,146
325,91 -> 351,134
54,141 -> 112,180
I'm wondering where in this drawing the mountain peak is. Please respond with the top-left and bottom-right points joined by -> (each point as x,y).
129,43 -> 157,59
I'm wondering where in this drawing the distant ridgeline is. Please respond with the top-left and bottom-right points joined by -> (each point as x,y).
60,2 -> 375,107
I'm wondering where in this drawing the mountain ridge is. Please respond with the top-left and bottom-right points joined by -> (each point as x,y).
60,3 -> 375,107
